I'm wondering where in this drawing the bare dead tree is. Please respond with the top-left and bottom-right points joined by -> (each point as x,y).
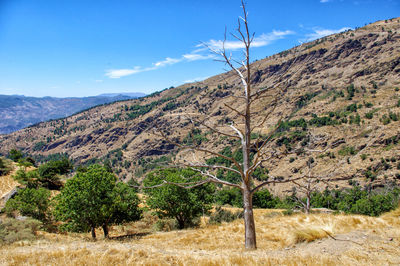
288,133 -> 355,214
143,0 -> 316,250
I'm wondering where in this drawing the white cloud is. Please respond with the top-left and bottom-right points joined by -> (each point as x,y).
200,30 -> 295,51
305,27 -> 352,41
320,0 -> 331,3
105,29 -> 294,79
154,57 -> 182,67
182,53 -> 214,61
105,67 -> 144,79
95,79 -> 103,83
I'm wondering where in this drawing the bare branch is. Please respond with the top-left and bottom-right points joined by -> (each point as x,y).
251,176 -> 304,194
224,103 -> 246,117
189,167 -> 243,189
133,178 -> 212,190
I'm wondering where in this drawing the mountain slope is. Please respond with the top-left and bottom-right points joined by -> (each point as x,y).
0,93 -> 145,134
0,18 -> 399,189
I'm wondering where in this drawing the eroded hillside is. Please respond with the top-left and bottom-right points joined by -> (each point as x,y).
0,18 -> 399,191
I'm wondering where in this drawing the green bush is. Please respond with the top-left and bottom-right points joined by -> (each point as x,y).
3,188 -> 51,221
37,158 -> 72,189
215,187 -> 242,207
0,218 -> 42,244
253,189 -> 281,208
12,169 -> 40,188
350,193 -> 398,216
365,111 -> 374,119
144,168 -> 214,229
364,102 -> 373,108
208,206 -> 243,224
0,157 -> 12,176
8,149 -> 23,162
338,146 -> 357,156
310,186 -> 400,216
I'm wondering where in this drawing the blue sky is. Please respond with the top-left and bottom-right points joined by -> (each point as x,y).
0,0 -> 398,97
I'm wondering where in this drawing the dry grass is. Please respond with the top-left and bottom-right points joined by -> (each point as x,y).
1,207 -> 400,265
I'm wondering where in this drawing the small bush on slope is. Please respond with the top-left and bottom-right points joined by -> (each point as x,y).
0,218 -> 42,244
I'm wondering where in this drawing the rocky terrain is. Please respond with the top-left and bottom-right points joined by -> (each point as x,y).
0,93 -> 145,134
0,18 -> 399,192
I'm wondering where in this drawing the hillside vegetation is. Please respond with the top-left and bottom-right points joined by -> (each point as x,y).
0,18 -> 399,193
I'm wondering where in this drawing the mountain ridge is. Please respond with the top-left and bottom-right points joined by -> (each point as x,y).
0,93 -> 145,134
0,17 -> 399,192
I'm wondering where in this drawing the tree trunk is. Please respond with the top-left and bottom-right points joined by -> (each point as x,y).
243,187 -> 256,249
305,194 -> 311,214
176,217 -> 185,229
102,224 -> 109,239
91,227 -> 96,239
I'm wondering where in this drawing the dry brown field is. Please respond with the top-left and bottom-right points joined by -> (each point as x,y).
1,207 -> 400,265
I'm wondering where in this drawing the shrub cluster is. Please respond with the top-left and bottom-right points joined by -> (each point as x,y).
310,186 -> 400,216
0,218 -> 42,244
208,206 -> 243,224
214,185 -> 400,217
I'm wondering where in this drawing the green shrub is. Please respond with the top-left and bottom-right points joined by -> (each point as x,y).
364,170 -> 377,181
3,188 -> 51,221
37,158 -> 72,189
253,189 -> 281,208
0,218 -> 42,244
360,154 -> 368,161
338,146 -> 357,156
365,111 -> 374,119
144,168 -> 214,229
8,149 -> 23,162
381,114 -> 391,125
310,186 -> 400,216
346,84 -> 356,100
215,187 -> 242,207
33,141 -> 46,152
208,207 -> 243,224
364,102 -> 373,108
346,103 -> 358,112
0,157 -> 12,176
153,218 -> 179,232
350,193 -> 398,216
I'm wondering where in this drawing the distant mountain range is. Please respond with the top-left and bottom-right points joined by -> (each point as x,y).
0,93 -> 146,134
97,93 -> 146,98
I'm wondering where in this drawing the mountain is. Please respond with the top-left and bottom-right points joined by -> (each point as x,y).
98,92 -> 146,98
0,18 -> 399,190
0,93 -> 145,134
